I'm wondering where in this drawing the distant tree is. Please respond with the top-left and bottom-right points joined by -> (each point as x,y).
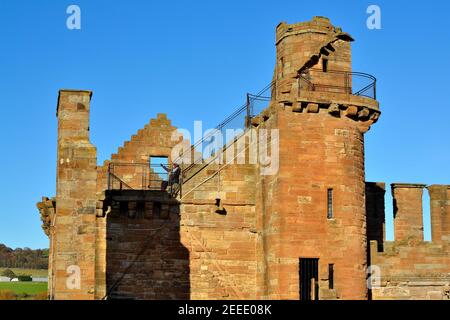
0,243 -> 48,269
1,269 -> 16,279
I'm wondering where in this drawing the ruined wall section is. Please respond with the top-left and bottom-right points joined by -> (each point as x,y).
99,191 -> 189,299
274,17 -> 353,102
96,113 -> 186,192
368,183 -> 450,300
370,240 -> 450,300
96,113 -> 189,299
94,113 -> 259,299
52,90 -> 98,300
392,184 -> 426,242
179,132 -> 259,299
428,185 -> 450,243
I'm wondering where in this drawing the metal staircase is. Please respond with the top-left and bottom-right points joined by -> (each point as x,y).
176,82 -> 274,190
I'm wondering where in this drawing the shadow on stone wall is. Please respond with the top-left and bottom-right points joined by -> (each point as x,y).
104,190 -> 190,299
366,182 -> 386,253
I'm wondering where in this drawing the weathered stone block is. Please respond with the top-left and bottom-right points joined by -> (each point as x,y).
306,103 -> 319,113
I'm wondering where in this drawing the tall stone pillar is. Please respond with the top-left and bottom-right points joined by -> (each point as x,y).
427,185 -> 450,243
391,183 -> 426,242
52,90 -> 97,300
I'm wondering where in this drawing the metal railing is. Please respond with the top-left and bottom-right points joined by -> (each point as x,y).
298,68 -> 376,99
108,171 -> 134,190
247,93 -> 271,121
106,79 -> 274,192
174,81 -> 275,183
107,69 -> 375,193
107,163 -> 171,191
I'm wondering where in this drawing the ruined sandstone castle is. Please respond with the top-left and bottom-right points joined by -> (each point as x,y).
37,17 -> 450,300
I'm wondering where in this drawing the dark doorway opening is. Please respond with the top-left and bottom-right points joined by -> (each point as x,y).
299,258 -> 319,300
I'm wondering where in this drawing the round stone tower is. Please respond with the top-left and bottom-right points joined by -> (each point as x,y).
256,17 -> 380,300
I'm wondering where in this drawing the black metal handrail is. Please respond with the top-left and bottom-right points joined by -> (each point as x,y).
174,81 -> 275,182
247,93 -> 271,119
108,171 -> 134,190
298,68 -> 376,99
107,163 -> 172,191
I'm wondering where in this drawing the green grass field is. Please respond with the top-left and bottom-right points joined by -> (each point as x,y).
0,268 -> 48,278
0,282 -> 47,295
0,269 -> 48,299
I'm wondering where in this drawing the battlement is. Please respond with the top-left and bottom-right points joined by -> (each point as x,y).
275,17 -> 342,44
366,182 -> 450,246
366,182 -> 450,299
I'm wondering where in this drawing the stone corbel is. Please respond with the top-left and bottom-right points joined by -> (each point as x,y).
344,105 -> 358,118
306,103 -> 319,113
36,197 -> 56,237
328,103 -> 340,116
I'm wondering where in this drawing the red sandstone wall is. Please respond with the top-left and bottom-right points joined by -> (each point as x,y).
370,240 -> 450,300
392,184 -> 426,242
97,162 -> 258,300
94,115 -> 259,299
258,106 -> 368,300
256,16 -> 371,300
275,17 -> 352,102
428,185 -> 450,243
368,184 -> 450,300
52,90 -> 98,300
96,113 -> 186,193
180,158 -> 258,299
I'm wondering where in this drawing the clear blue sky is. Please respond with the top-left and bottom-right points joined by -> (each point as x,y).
0,0 -> 449,249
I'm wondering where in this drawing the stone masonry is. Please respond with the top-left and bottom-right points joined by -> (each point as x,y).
368,184 -> 450,300
37,17 -> 450,300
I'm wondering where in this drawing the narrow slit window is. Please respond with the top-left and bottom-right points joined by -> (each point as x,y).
322,58 -> 328,72
327,188 -> 333,219
328,264 -> 334,289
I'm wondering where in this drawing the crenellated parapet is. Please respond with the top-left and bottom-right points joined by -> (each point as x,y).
366,182 -> 450,300
367,182 -> 450,246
